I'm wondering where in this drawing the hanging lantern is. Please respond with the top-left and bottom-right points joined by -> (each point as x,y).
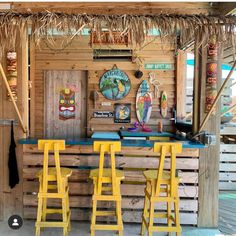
6,52 -> 17,101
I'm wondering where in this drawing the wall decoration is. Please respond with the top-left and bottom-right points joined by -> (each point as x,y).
136,80 -> 152,124
161,91 -> 168,118
6,52 -> 17,101
99,66 -> 131,100
144,63 -> 173,70
90,31 -> 129,46
205,35 -> 218,113
93,111 -> 114,118
149,72 -> 160,98
114,103 -> 131,123
59,88 -> 76,120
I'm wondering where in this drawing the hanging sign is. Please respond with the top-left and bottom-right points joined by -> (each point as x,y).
99,66 -> 131,100
114,103 -> 131,123
144,63 -> 173,70
93,111 -> 114,118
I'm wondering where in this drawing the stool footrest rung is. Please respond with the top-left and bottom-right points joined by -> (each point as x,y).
45,209 -> 63,214
95,210 -> 116,216
149,226 -> 181,233
35,222 -> 68,228
91,224 -> 123,231
93,195 -> 121,201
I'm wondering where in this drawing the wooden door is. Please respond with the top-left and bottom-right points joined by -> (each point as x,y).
44,70 -> 87,138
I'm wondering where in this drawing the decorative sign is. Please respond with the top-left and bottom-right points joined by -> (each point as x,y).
144,63 -> 173,70
6,52 -> 17,101
93,111 -> 114,118
136,80 -> 152,124
114,103 -> 131,123
59,88 -> 76,120
99,66 -> 131,100
205,36 -> 218,113
149,72 -> 160,98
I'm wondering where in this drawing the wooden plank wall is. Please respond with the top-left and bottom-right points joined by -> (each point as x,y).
220,144 -> 236,191
22,145 -> 199,225
32,36 -> 176,137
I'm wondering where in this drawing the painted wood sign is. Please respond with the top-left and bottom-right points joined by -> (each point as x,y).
99,66 -> 131,100
161,91 -> 168,118
59,88 -> 75,120
205,36 -> 218,112
114,103 -> 131,123
136,80 -> 152,124
144,63 -> 173,70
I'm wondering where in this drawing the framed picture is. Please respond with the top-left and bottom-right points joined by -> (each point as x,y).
114,103 -> 131,123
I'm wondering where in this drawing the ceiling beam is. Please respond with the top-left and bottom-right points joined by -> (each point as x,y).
215,2 -> 236,15
10,2 -> 213,15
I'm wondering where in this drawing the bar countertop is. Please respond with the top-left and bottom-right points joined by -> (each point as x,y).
18,138 -> 205,149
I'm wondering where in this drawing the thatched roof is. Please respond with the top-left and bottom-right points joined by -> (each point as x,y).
0,11 -> 236,54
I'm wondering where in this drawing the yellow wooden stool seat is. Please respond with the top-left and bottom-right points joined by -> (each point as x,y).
35,140 -> 72,236
90,168 -> 124,180
37,167 -> 72,179
90,141 -> 124,236
143,170 -> 181,182
141,142 -> 182,236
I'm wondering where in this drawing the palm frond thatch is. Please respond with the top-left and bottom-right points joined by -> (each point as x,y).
0,11 -> 236,55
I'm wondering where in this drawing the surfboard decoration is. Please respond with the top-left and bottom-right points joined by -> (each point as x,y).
136,80 -> 152,124
161,91 -> 168,118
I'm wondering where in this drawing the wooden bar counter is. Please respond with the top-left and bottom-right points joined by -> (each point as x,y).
19,138 -> 204,226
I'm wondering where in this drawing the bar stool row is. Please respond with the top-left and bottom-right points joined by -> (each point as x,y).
35,140 -> 182,236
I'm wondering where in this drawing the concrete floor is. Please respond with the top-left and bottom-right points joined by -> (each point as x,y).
0,220 -> 223,236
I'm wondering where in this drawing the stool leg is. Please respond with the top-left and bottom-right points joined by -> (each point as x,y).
35,196 -> 43,236
167,185 -> 172,236
174,197 -> 181,236
62,197 -> 68,236
116,199 -> 123,236
91,198 -> 97,236
141,186 -> 149,236
148,199 -> 155,236
42,197 -> 47,222
65,186 -> 71,232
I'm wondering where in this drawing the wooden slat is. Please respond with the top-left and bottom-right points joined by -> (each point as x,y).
23,154 -> 198,169
23,181 -> 198,198
23,195 -> 198,211
221,144 -> 236,152
220,163 -> 236,172
23,207 -> 198,225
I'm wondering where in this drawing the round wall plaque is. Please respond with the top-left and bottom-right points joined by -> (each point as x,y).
99,67 -> 131,100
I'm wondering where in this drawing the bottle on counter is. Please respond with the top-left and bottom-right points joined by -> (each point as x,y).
158,121 -> 163,133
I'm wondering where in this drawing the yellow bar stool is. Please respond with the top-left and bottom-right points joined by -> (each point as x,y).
89,141 -> 124,236
35,140 -> 72,236
141,142 -> 182,236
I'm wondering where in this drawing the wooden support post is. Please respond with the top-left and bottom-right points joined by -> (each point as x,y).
193,36 -> 201,134
197,39 -> 222,227
29,35 -> 35,137
21,27 -> 29,138
176,49 -> 187,119
0,64 -> 27,134
198,60 -> 236,133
